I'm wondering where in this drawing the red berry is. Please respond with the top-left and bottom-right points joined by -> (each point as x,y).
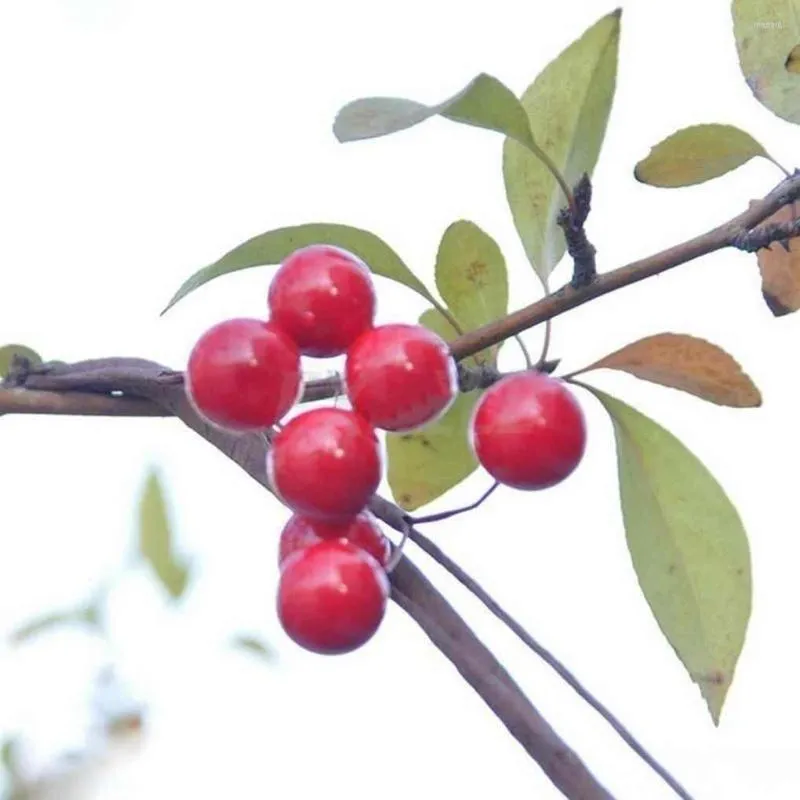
267,408 -> 381,520
278,512 -> 389,568
277,540 -> 389,655
268,245 -> 376,358
186,318 -> 301,431
344,323 -> 458,432
470,371 -> 586,490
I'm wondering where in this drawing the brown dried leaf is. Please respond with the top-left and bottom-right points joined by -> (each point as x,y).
752,202 -> 800,316
578,333 -> 761,407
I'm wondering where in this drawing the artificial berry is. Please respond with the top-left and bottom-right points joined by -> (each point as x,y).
268,245 -> 376,357
186,318 -> 301,431
278,512 -> 389,568
470,371 -> 586,490
268,407 -> 382,520
344,323 -> 458,432
277,540 -> 389,655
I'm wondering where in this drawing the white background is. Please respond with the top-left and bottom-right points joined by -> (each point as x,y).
1,0 -> 799,797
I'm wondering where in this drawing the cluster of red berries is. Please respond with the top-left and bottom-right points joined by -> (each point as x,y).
184,243 -> 588,656
184,244 -> 459,654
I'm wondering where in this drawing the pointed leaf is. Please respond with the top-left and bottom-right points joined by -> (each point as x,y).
138,471 -> 190,599
733,0 -> 800,125
163,224 -> 436,313
504,9 -> 620,280
334,73 -> 539,151
232,635 -> 277,662
435,220 -> 509,334
590,388 -> 751,723
752,201 -> 800,315
0,345 -> 41,379
634,124 -> 769,187
386,308 -> 481,510
576,333 -> 762,407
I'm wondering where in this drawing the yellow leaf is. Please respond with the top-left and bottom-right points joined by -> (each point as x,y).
634,124 -> 768,187
591,388 -> 752,724
576,333 -> 762,407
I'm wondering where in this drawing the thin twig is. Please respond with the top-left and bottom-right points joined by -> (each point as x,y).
401,521 -> 695,800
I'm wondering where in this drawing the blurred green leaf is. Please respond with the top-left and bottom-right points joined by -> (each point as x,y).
1,739 -> 19,781
138,470 -> 190,600
504,9 -> 620,280
334,72 -> 538,149
386,308 -> 482,511
232,635 -> 277,662
9,605 -> 102,645
0,346 -> 41,380
733,0 -> 800,125
591,387 -> 751,724
162,224 -> 435,313
634,124 -> 769,187
435,220 -> 509,340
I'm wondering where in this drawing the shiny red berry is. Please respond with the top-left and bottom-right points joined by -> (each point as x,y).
268,245 -> 376,358
267,407 -> 382,520
344,323 -> 458,432
470,371 -> 586,490
278,512 -> 389,568
277,540 -> 389,655
186,318 -> 301,431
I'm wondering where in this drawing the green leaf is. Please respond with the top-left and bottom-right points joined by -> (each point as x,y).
386,308 -> 481,511
590,387 -> 751,724
138,470 -> 190,600
387,392 -> 480,512
8,610 -> 96,644
435,220 -> 509,335
334,73 -> 539,150
162,224 -> 436,313
733,0 -> 800,125
0,345 -> 41,379
634,124 -> 770,187
232,635 -> 277,662
503,9 -> 621,280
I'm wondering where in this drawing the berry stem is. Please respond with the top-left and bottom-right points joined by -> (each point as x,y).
384,518 -> 411,573
514,335 -> 534,370
406,482 -> 500,526
535,320 -> 552,369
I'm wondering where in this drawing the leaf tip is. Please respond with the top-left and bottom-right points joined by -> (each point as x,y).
632,161 -> 646,183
